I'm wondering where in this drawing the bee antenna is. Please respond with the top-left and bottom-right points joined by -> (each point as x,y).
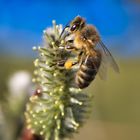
59,25 -> 69,39
59,21 -> 71,39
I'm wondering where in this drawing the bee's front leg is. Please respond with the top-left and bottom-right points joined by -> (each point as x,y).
65,44 -> 78,52
57,60 -> 67,67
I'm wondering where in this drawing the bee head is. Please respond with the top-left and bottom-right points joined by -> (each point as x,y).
70,16 -> 85,32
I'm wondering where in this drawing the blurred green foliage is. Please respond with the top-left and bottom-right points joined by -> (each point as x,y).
86,59 -> 140,124
0,56 -> 33,101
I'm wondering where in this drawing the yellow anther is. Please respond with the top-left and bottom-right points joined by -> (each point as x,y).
32,46 -> 37,50
27,125 -> 31,129
32,78 -> 36,83
29,111 -> 33,114
34,70 -> 38,75
40,131 -> 44,135
43,30 -> 46,34
54,115 -> 58,119
34,121 -> 38,125
51,42 -> 55,45
35,110 -> 40,113
56,25 -> 59,29
26,119 -> 31,123
32,114 -> 36,118
42,125 -> 46,129
52,20 -> 56,25
61,40 -> 64,44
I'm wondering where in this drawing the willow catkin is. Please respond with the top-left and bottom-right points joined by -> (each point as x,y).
25,20 -> 93,140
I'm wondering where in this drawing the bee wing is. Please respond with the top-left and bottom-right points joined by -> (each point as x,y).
96,40 -> 119,80
97,52 -> 108,80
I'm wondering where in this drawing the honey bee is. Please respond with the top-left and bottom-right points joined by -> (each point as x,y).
60,16 -> 119,89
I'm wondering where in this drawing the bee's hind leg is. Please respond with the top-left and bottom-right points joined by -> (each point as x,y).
51,59 -> 78,70
57,60 -> 67,67
64,60 -> 79,69
49,59 -> 66,68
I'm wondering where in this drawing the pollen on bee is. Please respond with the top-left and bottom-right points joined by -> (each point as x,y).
64,60 -> 73,69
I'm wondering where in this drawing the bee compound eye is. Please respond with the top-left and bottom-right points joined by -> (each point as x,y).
70,24 -> 77,31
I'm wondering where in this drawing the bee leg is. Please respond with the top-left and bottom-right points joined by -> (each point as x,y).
84,55 -> 90,64
64,60 -> 79,69
65,45 -> 78,51
57,60 -> 66,67
77,51 -> 84,66
52,51 -> 83,69
52,59 -> 78,69
49,59 -> 66,67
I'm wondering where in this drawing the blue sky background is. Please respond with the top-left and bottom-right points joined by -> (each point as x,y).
0,0 -> 140,57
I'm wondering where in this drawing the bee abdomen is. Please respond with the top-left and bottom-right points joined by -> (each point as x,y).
75,54 -> 101,89
75,65 -> 96,89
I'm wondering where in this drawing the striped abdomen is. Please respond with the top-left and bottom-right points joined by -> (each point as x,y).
75,52 -> 101,89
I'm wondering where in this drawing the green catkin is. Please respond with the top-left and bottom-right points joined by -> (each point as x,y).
25,20 -> 93,140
